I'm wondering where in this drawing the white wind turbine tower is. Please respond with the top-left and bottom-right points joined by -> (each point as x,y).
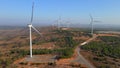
28,2 -> 42,58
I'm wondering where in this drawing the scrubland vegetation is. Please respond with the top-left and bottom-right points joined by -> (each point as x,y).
81,36 -> 120,68
0,28 -> 85,68
2,27 -> 120,68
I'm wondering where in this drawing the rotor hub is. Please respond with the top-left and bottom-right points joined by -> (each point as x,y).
28,24 -> 32,27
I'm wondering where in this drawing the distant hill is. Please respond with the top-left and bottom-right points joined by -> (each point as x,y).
0,26 -> 25,30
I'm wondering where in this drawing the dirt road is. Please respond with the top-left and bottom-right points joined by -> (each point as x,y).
81,34 -> 98,46
75,47 -> 95,68
73,34 -> 98,68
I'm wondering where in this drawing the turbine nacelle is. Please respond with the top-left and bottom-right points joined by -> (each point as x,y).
28,24 -> 32,28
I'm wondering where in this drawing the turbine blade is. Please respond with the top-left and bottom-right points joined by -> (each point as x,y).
89,14 -> 93,23
30,2 -> 34,24
93,20 -> 102,23
31,25 -> 42,36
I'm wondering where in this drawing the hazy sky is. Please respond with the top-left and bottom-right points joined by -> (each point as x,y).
0,0 -> 120,26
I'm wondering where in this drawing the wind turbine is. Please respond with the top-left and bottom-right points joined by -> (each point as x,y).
28,2 -> 42,58
55,16 -> 62,29
89,14 -> 101,37
66,18 -> 71,28
89,14 -> 94,37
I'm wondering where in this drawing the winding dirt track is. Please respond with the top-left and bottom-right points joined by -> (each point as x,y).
75,34 -> 119,68
75,47 -> 95,68
73,34 -> 97,68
